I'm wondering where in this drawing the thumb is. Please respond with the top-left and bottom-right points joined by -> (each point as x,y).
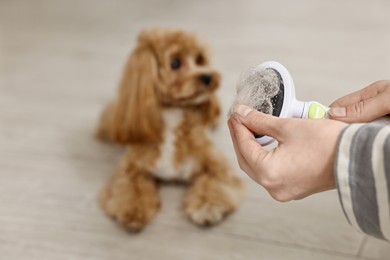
235,105 -> 283,139
329,95 -> 389,123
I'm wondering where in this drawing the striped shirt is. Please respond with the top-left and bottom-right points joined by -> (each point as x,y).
335,123 -> 390,241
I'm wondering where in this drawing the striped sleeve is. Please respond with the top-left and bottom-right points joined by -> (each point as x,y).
335,123 -> 390,240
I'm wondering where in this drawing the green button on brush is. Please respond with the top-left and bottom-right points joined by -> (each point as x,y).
308,103 -> 326,119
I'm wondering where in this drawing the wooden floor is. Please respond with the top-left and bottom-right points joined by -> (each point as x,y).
1,0 -> 390,259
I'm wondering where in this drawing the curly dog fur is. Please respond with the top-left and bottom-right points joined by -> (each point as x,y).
96,28 -> 244,231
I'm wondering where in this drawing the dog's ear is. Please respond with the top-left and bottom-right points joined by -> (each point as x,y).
109,34 -> 163,144
199,94 -> 221,127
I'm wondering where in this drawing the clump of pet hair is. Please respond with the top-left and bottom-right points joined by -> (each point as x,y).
228,67 -> 281,117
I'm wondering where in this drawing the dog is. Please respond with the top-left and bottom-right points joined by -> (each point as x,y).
96,28 -> 244,231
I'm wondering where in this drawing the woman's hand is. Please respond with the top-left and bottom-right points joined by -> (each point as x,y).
228,105 -> 347,202
329,80 -> 390,123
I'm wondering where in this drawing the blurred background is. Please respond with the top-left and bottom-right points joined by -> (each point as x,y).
1,0 -> 389,259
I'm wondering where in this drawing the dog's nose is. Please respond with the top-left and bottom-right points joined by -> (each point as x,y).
199,74 -> 212,86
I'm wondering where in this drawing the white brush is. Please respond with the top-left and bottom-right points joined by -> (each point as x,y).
232,61 -> 389,146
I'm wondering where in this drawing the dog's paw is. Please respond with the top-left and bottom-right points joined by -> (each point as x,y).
116,207 -> 155,232
184,174 -> 244,226
184,202 -> 230,226
99,183 -> 160,232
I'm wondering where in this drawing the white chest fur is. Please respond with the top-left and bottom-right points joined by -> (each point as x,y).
154,109 -> 195,181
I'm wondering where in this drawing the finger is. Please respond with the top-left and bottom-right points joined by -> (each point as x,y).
230,114 -> 269,170
331,93 -> 390,123
227,119 -> 250,170
228,118 -> 258,180
235,105 -> 283,139
330,81 -> 387,108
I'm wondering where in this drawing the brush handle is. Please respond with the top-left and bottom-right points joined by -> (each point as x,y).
256,103 -> 390,145
304,101 -> 390,125
302,101 -> 330,119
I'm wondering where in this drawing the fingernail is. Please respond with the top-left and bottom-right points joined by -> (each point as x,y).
329,107 -> 346,117
236,105 -> 254,118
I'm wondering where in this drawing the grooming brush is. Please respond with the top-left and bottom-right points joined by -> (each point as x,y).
235,61 -> 390,146
235,61 -> 330,145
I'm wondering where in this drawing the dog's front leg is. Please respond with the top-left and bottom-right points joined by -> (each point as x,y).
99,165 -> 160,232
183,166 -> 244,226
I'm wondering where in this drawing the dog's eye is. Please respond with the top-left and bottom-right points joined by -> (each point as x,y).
196,54 -> 206,65
171,58 -> 181,70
